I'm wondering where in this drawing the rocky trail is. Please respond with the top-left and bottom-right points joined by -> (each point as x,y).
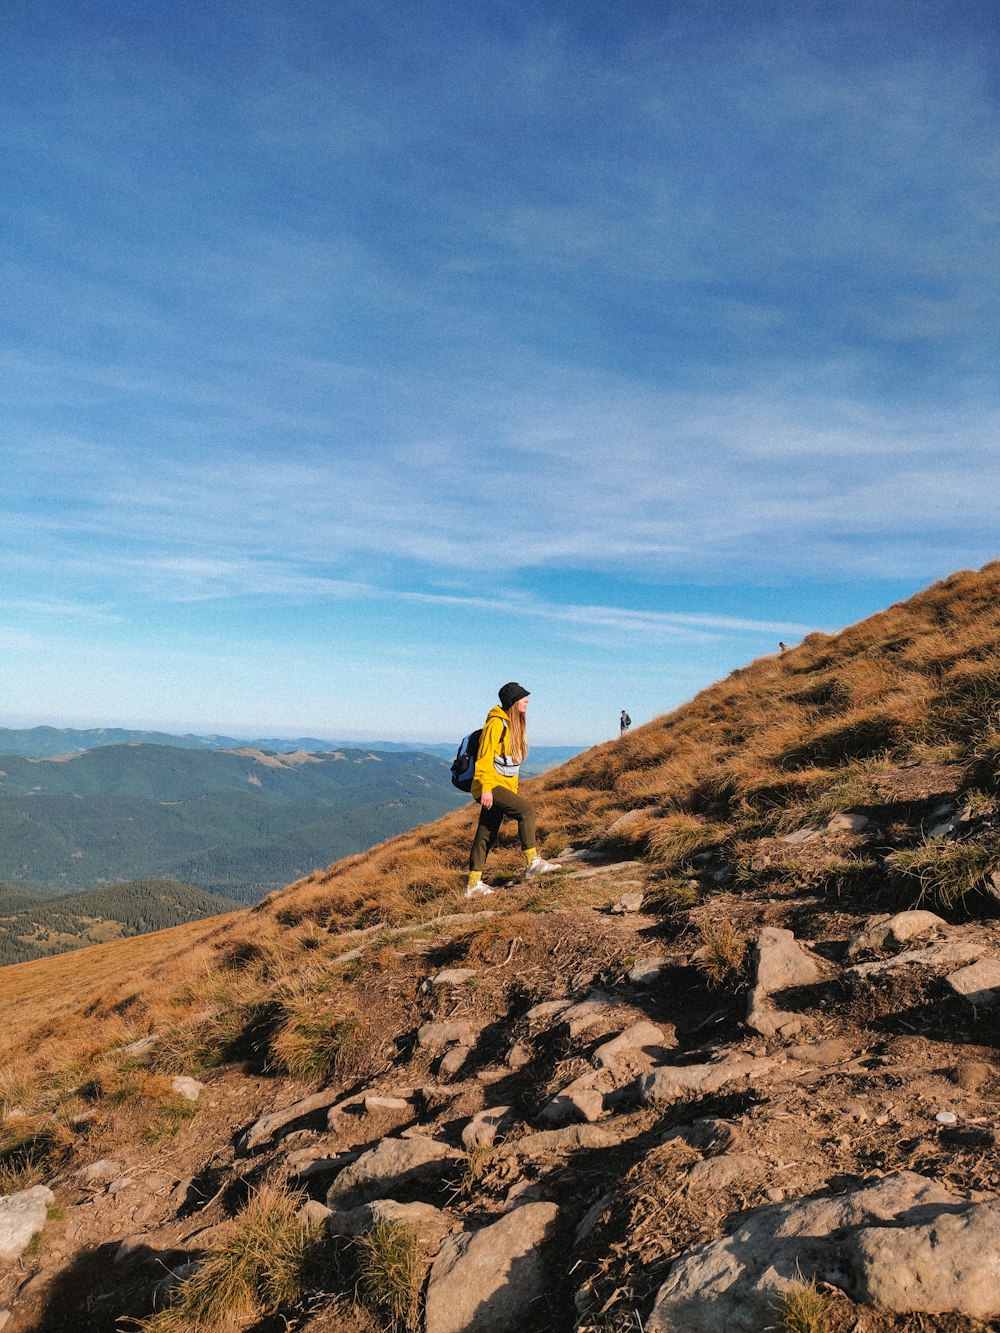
2,792 -> 1000,1333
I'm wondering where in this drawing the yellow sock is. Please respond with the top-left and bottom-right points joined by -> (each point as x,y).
467,870 -> 483,889
524,848 -> 537,865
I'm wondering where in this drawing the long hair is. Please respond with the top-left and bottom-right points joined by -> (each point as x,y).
505,706 -> 528,764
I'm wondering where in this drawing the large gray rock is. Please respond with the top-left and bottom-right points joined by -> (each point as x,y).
647,1171 -> 1000,1330
0,1185 -> 54,1262
424,1201 -> 559,1333
326,1135 -> 455,1208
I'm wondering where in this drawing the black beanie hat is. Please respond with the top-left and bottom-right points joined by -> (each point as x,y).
498,681 -> 530,710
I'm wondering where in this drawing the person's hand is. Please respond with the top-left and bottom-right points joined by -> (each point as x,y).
480,790 -> 494,810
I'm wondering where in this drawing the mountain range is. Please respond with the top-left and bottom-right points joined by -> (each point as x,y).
0,725 -> 583,775
0,743 -> 465,902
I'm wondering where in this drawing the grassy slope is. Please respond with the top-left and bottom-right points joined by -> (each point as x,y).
1,561 -> 998,1162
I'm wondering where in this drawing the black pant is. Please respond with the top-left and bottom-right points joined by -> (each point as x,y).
469,788 -> 537,872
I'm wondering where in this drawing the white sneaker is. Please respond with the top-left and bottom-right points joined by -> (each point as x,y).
525,857 -> 561,878
465,882 -> 495,898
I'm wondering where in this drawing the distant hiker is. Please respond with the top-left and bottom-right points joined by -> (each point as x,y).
779,641 -> 788,653
465,681 -> 560,898
620,709 -> 631,735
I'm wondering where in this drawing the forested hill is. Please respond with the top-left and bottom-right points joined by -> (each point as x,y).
0,877 -> 240,967
0,744 -> 464,901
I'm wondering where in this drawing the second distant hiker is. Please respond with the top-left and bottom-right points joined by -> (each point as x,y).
466,681 -> 561,898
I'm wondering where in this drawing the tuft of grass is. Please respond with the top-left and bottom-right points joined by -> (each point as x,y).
355,1220 -> 422,1332
885,839 -> 995,912
644,876 -> 701,913
643,814 -> 728,869
269,1006 -> 378,1084
694,919 -> 747,988
0,1117 -> 73,1195
457,1142 -> 497,1198
137,1181 -> 316,1331
778,1278 -> 830,1332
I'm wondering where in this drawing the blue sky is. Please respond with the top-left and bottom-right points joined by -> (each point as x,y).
2,0 -> 998,745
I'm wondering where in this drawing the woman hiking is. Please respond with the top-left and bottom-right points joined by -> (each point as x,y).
466,681 -> 560,898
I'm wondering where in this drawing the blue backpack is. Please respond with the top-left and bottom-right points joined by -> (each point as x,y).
450,721 -> 507,792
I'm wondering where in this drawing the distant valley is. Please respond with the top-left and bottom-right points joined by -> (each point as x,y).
0,738 -> 467,906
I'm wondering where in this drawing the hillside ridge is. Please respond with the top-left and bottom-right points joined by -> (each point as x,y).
1,562 -> 1000,1332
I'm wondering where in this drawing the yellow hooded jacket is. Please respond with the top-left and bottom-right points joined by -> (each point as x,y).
471,706 -> 521,798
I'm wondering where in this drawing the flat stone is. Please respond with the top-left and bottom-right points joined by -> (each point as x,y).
539,1075 -> 606,1126
592,1020 -> 673,1070
298,1200 -> 333,1229
628,956 -> 668,986
503,1125 -> 617,1159
639,1054 -> 775,1107
747,928 -> 822,1038
847,911 -> 947,958
239,1085 -> 345,1153
0,1185 -> 55,1262
928,821 -> 956,838
525,999 -> 571,1023
430,969 -> 477,988
778,827 -> 821,844
827,811 -> 870,833
687,1153 -> 767,1192
461,1106 -> 513,1150
505,1041 -> 532,1070
847,939 -> 983,980
787,1038 -> 854,1065
120,1036 -> 157,1057
610,891 -> 644,914
946,958 -> 1000,1007
79,1160 -> 125,1186
424,1202 -> 559,1333
438,1046 -> 471,1078
170,1076 -> 204,1102
417,1019 -> 476,1053
560,991 -> 624,1038
364,1095 -> 412,1113
326,1135 -> 455,1209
